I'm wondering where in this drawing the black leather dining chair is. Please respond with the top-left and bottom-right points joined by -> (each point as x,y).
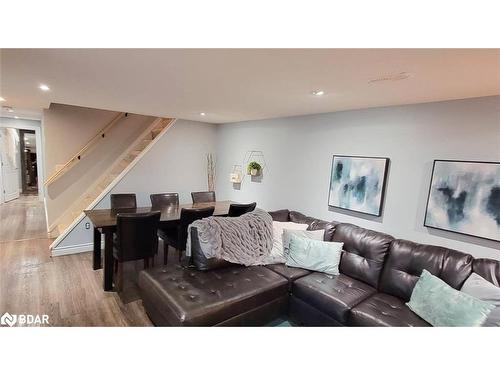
191,191 -> 216,204
150,193 -> 179,208
110,193 -> 137,210
228,202 -> 257,217
160,206 -> 215,265
151,193 -> 179,260
113,211 -> 160,290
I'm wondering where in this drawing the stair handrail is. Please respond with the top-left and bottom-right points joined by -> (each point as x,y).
48,117 -> 177,252
44,112 -> 127,186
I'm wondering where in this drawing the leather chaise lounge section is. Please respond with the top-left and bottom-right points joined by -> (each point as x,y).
138,209 -> 500,327
139,264 -> 288,326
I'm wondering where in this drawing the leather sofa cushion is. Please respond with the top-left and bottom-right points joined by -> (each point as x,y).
265,264 -> 311,283
289,211 -> 338,241
268,209 -> 290,222
139,264 -> 288,326
289,210 -> 314,224
379,239 -> 473,301
292,272 -> 376,324
333,223 -> 394,288
349,293 -> 430,327
441,248 -> 473,289
378,239 -> 448,301
473,258 -> 500,287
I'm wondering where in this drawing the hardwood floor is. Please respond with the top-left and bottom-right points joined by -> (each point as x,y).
0,195 -> 154,326
0,195 -> 47,242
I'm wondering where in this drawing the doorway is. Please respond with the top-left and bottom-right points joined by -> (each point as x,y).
0,127 -> 21,203
19,130 -> 38,195
0,118 -> 44,204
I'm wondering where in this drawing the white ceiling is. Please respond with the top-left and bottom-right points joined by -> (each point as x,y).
1,49 -> 499,123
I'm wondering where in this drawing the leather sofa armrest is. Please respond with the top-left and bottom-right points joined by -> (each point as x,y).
190,227 -> 233,271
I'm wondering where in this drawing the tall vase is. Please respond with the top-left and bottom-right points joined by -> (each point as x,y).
207,153 -> 216,191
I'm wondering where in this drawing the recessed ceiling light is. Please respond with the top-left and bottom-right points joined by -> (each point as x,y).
200,112 -> 206,116
311,90 -> 325,97
39,84 -> 50,91
14,116 -> 19,119
0,97 -> 5,102
26,142 -> 30,145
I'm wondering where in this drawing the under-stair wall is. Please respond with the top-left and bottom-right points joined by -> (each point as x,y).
51,119 -> 217,256
44,103 -> 156,233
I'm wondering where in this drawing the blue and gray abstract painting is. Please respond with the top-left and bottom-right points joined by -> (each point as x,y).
425,161 -> 500,241
328,156 -> 387,216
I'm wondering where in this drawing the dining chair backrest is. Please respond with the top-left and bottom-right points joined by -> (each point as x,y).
116,212 -> 161,262
150,193 -> 179,208
228,202 -> 257,217
178,207 -> 215,251
110,193 -> 137,210
191,191 -> 216,204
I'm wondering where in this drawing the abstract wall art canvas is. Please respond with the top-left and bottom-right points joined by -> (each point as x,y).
328,155 -> 389,216
424,160 -> 500,242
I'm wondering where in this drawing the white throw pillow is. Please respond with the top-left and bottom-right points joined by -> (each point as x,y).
461,272 -> 500,327
282,229 -> 325,257
267,221 -> 308,264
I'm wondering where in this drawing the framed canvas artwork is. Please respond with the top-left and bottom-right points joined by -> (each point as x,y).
424,160 -> 500,242
328,155 -> 389,216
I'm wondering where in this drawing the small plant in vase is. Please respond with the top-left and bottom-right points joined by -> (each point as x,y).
247,161 -> 262,176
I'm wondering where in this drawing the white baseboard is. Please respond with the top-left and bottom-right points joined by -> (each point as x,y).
51,241 -> 104,257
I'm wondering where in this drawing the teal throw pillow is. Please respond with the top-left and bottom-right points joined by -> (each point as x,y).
285,234 -> 343,275
406,269 -> 494,327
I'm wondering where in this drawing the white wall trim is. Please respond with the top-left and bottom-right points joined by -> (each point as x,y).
43,197 -> 51,234
49,118 -> 177,254
51,240 -> 104,257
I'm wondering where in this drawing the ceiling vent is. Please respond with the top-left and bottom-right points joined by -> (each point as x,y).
368,72 -> 411,84
2,105 -> 14,112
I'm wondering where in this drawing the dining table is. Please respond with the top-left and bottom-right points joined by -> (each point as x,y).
84,200 -> 232,291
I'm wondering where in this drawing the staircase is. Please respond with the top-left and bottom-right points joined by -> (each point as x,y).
48,117 -> 174,240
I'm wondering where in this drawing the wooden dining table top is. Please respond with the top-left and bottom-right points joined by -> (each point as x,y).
84,200 -> 233,229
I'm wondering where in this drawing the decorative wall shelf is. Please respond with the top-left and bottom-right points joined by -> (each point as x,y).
230,150 -> 268,189
230,165 -> 243,183
244,150 -> 267,176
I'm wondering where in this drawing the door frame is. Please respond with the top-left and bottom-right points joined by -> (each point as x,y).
19,129 -> 37,194
0,127 -> 21,202
0,118 -> 44,201
0,152 -> 3,204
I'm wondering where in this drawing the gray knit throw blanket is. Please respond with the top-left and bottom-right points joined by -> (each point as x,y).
186,208 -> 274,266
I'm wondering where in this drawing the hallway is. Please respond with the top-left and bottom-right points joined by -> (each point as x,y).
0,196 -> 152,326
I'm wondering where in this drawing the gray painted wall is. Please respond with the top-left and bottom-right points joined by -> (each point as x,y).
215,96 -> 500,260
55,119 -> 217,251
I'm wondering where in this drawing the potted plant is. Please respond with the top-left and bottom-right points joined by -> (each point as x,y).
247,161 -> 262,176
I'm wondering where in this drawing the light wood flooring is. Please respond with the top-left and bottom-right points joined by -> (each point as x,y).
0,195 -> 154,326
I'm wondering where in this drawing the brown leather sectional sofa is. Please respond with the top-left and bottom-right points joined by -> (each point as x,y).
138,209 -> 500,326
